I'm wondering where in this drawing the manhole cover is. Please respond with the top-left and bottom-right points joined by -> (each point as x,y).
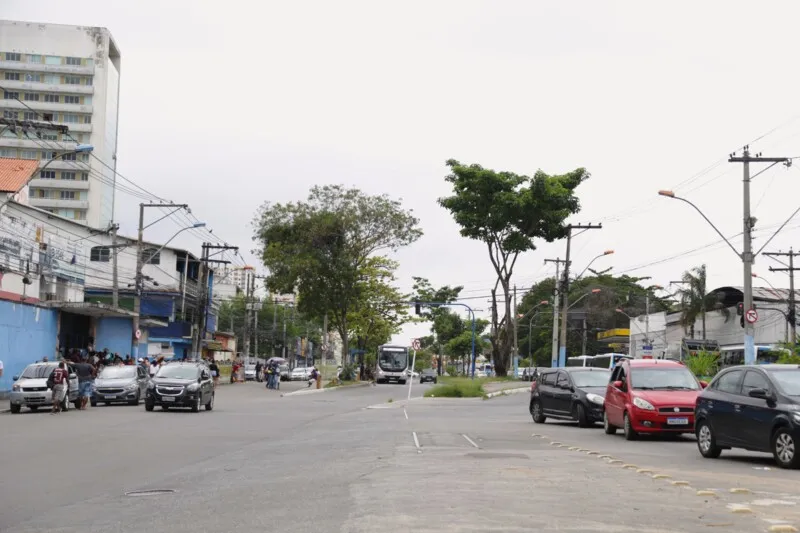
466,452 -> 528,459
125,489 -> 176,497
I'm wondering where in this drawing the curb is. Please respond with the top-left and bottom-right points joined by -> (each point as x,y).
484,387 -> 529,399
281,382 -> 371,397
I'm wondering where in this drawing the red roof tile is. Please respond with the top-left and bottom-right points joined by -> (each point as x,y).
0,158 -> 40,193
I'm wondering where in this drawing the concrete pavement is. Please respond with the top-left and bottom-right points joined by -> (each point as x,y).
0,381 -> 790,532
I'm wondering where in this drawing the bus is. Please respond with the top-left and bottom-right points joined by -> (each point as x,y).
376,344 -> 409,384
590,353 -> 631,370
566,355 -> 593,367
719,344 -> 788,368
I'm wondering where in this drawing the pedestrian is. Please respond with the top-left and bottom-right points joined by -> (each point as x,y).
72,356 -> 96,410
265,363 -> 274,389
209,358 -> 219,389
255,360 -> 263,383
49,361 -> 69,414
274,363 -> 281,390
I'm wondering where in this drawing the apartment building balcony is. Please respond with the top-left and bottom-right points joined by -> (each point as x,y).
0,60 -> 94,76
25,159 -> 93,171
0,137 -> 90,151
28,178 -> 90,190
28,198 -> 89,210
0,96 -> 93,114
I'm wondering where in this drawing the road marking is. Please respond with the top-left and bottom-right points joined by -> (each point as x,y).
586,451 -> 598,455
608,459 -> 623,465
550,441 -> 562,446
727,504 -> 753,514
462,434 -> 480,449
598,455 -> 612,459
622,464 -> 638,469
671,481 -> 690,487
652,474 -> 671,480
636,468 -> 653,474
558,444 -> 570,448
697,490 -> 717,497
412,432 -> 421,453
403,407 -> 408,420
768,525 -> 799,532
568,446 -> 580,451
730,487 -> 752,494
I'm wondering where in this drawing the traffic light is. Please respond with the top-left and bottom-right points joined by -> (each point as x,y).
737,302 -> 744,316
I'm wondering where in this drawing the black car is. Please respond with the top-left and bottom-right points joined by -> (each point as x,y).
420,369 -> 438,384
695,364 -> 800,469
145,362 -> 214,413
530,367 -> 611,427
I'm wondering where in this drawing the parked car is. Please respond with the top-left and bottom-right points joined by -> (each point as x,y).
244,364 -> 257,381
695,364 -> 800,469
10,361 -> 80,413
91,364 -> 149,406
604,359 -> 706,440
530,367 -> 611,427
145,361 -> 214,412
291,367 -> 312,381
420,369 -> 438,384
279,363 -> 290,381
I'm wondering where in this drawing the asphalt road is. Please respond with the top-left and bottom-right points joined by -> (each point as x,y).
1,381 -> 795,533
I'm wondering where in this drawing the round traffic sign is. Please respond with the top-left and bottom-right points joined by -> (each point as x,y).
411,338 -> 421,350
134,329 -> 142,339
745,308 -> 758,324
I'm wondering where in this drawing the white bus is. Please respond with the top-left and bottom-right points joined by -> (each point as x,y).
719,344 -> 787,368
376,344 -> 409,384
589,353 -> 631,370
566,355 -> 593,367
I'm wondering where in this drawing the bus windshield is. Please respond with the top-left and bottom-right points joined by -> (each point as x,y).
378,348 -> 408,372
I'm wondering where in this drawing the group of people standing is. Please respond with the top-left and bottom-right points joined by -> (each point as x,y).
263,361 -> 282,390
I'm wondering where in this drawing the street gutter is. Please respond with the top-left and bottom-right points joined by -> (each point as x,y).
281,382 -> 372,397
483,387 -> 529,399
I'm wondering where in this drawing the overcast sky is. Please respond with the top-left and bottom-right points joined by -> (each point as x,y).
6,1 -> 800,345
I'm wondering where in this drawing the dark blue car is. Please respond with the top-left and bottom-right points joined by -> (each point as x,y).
695,364 -> 800,469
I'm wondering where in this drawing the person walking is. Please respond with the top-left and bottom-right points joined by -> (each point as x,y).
73,356 -> 96,410
255,360 -> 263,383
209,358 -> 220,389
49,361 -> 69,414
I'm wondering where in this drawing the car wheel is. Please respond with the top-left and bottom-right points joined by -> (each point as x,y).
696,419 -> 722,459
90,398 -> 97,407
772,427 -> 800,469
30,406 -> 38,412
531,400 -> 546,423
623,412 -> 638,441
128,391 -> 140,406
205,393 -> 214,411
104,402 -> 111,406
603,411 -> 617,434
433,379 -> 437,384
61,398 -> 69,412
191,396 -> 201,413
10,403 -> 20,414
162,405 -> 169,411
399,380 -> 406,385
73,400 -> 81,409
574,403 -> 590,428
145,399 -> 154,412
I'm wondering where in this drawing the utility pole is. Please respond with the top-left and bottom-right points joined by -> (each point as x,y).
765,248 -> 799,347
558,223 -> 602,367
582,317 -> 588,355
512,285 -> 519,377
194,243 -> 236,360
729,149 -> 791,364
110,222 -> 119,308
272,298 -> 278,358
544,258 -> 566,367
322,312 -> 329,365
644,294 -> 651,355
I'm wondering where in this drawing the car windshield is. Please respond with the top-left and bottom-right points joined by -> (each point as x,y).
98,366 -> 136,379
422,369 -> 436,375
630,368 -> 699,390
769,369 -> 800,396
156,365 -> 199,380
379,350 -> 408,371
19,364 -> 56,379
571,370 -> 610,388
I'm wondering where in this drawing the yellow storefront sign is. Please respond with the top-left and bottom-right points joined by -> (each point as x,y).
596,328 -> 630,341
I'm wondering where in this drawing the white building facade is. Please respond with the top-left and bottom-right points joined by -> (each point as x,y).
0,20 -> 121,229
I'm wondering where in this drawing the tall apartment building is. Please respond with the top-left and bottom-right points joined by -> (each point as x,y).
219,266 -> 253,290
0,20 -> 121,229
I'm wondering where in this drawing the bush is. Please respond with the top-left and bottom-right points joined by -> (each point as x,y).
685,350 -> 719,378
424,378 -> 484,398
446,365 -> 457,376
339,363 -> 357,381
777,352 -> 800,364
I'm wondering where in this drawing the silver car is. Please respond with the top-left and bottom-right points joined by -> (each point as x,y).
10,362 -> 79,414
91,365 -> 150,406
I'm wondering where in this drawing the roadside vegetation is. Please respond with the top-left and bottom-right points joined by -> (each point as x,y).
424,377 -> 485,398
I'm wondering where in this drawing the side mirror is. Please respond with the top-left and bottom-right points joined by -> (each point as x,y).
748,388 -> 770,400
12,375 -> 19,381
612,380 -> 623,390
699,381 -> 708,389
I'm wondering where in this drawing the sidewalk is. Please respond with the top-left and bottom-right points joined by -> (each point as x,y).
482,380 -> 529,394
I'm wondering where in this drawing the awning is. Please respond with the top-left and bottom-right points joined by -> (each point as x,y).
141,318 -> 169,328
42,301 -> 137,319
203,340 -> 225,351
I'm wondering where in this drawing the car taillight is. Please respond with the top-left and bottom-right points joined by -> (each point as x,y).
530,381 -> 537,392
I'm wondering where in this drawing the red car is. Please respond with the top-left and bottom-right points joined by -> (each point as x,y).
603,359 -> 707,440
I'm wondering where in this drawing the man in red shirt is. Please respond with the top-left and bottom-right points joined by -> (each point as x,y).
50,361 -> 69,414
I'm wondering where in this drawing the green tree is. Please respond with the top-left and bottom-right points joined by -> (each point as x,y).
675,264 -> 730,339
438,160 -> 588,375
445,319 -> 490,373
411,277 -> 465,364
253,185 -> 422,360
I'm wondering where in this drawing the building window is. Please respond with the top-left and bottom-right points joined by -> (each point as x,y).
1,128 -> 17,139
62,114 -> 78,123
45,56 -> 61,66
41,151 -> 56,160
20,150 -> 37,160
64,95 -> 80,104
85,76 -> 93,86
61,171 -> 76,180
80,172 -> 89,181
4,72 -> 20,81
60,190 -> 76,200
83,115 -> 91,124
25,73 -> 42,82
64,75 -> 81,85
28,54 -> 41,63
40,170 -> 56,179
83,96 -> 92,105
5,52 -> 22,61
44,75 -> 59,85
41,133 -> 57,141
44,94 -> 59,103
143,248 -> 161,265
65,57 -> 82,66
2,110 -> 17,119
61,152 -> 77,161
3,91 -> 20,100
80,153 -> 89,162
74,210 -> 86,221
23,111 -> 37,121
24,93 -> 39,101
41,112 -> 54,121
0,148 -> 15,158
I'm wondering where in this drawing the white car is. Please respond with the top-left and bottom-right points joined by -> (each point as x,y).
290,367 -> 311,381
244,364 -> 257,381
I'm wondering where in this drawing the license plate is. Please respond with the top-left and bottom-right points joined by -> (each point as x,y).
667,417 -> 688,425
162,396 -> 176,402
104,395 -> 115,399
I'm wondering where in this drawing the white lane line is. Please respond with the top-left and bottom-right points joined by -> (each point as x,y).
412,431 -> 422,453
462,434 -> 480,449
404,407 -> 408,420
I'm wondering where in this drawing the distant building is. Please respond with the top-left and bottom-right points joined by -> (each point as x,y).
0,20 -> 122,228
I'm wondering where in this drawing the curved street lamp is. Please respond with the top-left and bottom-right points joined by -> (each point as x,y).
575,250 -> 614,281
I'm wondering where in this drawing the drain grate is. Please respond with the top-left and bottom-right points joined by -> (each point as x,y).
125,489 -> 176,497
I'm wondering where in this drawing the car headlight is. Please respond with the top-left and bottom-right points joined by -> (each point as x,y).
377,369 -> 384,375
633,397 -> 655,411
12,383 -> 21,392
792,412 -> 800,424
125,382 -> 138,390
187,383 -> 201,392
586,393 -> 605,405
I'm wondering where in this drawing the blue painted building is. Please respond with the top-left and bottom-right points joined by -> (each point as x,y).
0,299 -> 58,394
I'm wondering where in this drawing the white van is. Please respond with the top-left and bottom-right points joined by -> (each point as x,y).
566,355 -> 593,367
589,353 -> 631,369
